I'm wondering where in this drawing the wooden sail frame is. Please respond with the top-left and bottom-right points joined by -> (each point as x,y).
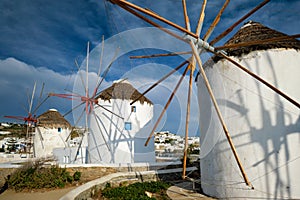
49,40 -> 123,162
108,0 -> 300,187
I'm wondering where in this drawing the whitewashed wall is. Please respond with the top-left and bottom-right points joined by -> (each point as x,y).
197,49 -> 300,199
89,98 -> 155,164
33,126 -> 70,158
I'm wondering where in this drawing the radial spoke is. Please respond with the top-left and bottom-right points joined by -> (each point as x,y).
63,102 -> 85,117
210,0 -> 270,45
182,0 -> 191,31
195,0 -> 207,35
29,81 -> 37,114
110,0 -> 198,39
203,0 -> 230,41
130,60 -> 189,105
114,1 -> 184,42
93,48 -> 120,98
65,108 -> 85,142
75,59 -> 87,93
216,51 -> 300,109
189,40 -> 252,187
93,112 -> 111,151
36,82 -> 45,109
145,65 -> 189,146
96,103 -> 124,119
130,51 -> 191,59
32,95 -> 50,115
182,63 -> 194,179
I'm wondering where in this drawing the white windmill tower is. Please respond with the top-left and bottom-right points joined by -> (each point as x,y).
89,79 -> 155,164
196,21 -> 300,199
105,0 -> 300,199
33,108 -> 71,159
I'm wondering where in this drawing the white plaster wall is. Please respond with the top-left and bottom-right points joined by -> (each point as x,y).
197,49 -> 300,199
33,126 -> 70,158
89,98 -> 155,164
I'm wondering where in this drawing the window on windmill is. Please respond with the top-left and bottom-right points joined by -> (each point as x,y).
58,127 -> 62,133
131,106 -> 136,113
125,122 -> 132,130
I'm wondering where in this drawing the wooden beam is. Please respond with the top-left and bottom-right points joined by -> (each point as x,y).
210,0 -> 270,45
110,0 -> 198,39
195,0 -> 207,35
129,51 -> 191,59
145,65 -> 189,146
131,60 -> 189,105
203,0 -> 230,41
182,61 -> 195,179
115,1 -> 184,42
189,41 -> 253,187
182,0 -> 191,31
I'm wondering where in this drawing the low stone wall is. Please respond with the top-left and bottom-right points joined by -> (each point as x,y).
60,171 -> 159,200
0,161 -> 183,188
60,166 -> 197,200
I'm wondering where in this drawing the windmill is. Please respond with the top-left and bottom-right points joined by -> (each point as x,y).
105,0 -> 300,190
4,81 -> 49,155
49,39 -> 123,163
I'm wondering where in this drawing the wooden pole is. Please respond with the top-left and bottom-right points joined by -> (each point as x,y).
182,61 -> 195,179
110,0 -> 198,39
130,60 -> 189,105
145,65 -> 190,146
189,41 -> 253,187
203,0 -> 230,41
182,0 -> 191,31
210,0 -> 270,45
215,34 -> 300,50
216,51 -> 300,109
195,0 -> 207,35
129,51 -> 191,59
115,1 -> 184,42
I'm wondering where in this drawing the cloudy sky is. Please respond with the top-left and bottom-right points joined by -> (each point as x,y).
1,0 -> 299,136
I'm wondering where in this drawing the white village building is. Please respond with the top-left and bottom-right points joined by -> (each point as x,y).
196,21 -> 300,199
89,80 -> 155,164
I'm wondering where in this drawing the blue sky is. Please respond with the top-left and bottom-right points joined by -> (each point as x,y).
0,0 -> 299,136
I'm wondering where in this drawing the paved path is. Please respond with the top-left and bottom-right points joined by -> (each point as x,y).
167,181 -> 215,200
0,187 -> 76,200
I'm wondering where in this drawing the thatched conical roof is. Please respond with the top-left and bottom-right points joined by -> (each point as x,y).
37,109 -> 71,129
97,80 -> 153,105
213,21 -> 300,62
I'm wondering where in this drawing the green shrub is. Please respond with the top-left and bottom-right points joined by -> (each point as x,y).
101,181 -> 171,200
73,171 -> 81,181
7,159 -> 81,191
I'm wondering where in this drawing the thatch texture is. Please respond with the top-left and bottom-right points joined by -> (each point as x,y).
213,21 -> 300,62
37,109 -> 71,129
97,81 -> 153,105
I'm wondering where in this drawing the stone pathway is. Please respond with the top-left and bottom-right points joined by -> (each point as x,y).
167,181 -> 215,200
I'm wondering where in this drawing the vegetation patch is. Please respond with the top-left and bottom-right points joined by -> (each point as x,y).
6,158 -> 81,192
100,181 -> 171,200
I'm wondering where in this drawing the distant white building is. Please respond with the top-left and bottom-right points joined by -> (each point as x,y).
89,80 -> 155,164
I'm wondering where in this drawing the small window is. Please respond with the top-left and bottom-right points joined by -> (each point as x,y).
131,106 -> 136,113
58,127 -> 62,132
125,122 -> 132,130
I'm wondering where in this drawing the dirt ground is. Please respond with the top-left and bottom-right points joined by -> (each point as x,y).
0,186 -> 76,200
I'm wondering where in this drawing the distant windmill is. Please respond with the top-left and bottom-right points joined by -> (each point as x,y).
49,39 -> 123,163
4,81 -> 49,155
